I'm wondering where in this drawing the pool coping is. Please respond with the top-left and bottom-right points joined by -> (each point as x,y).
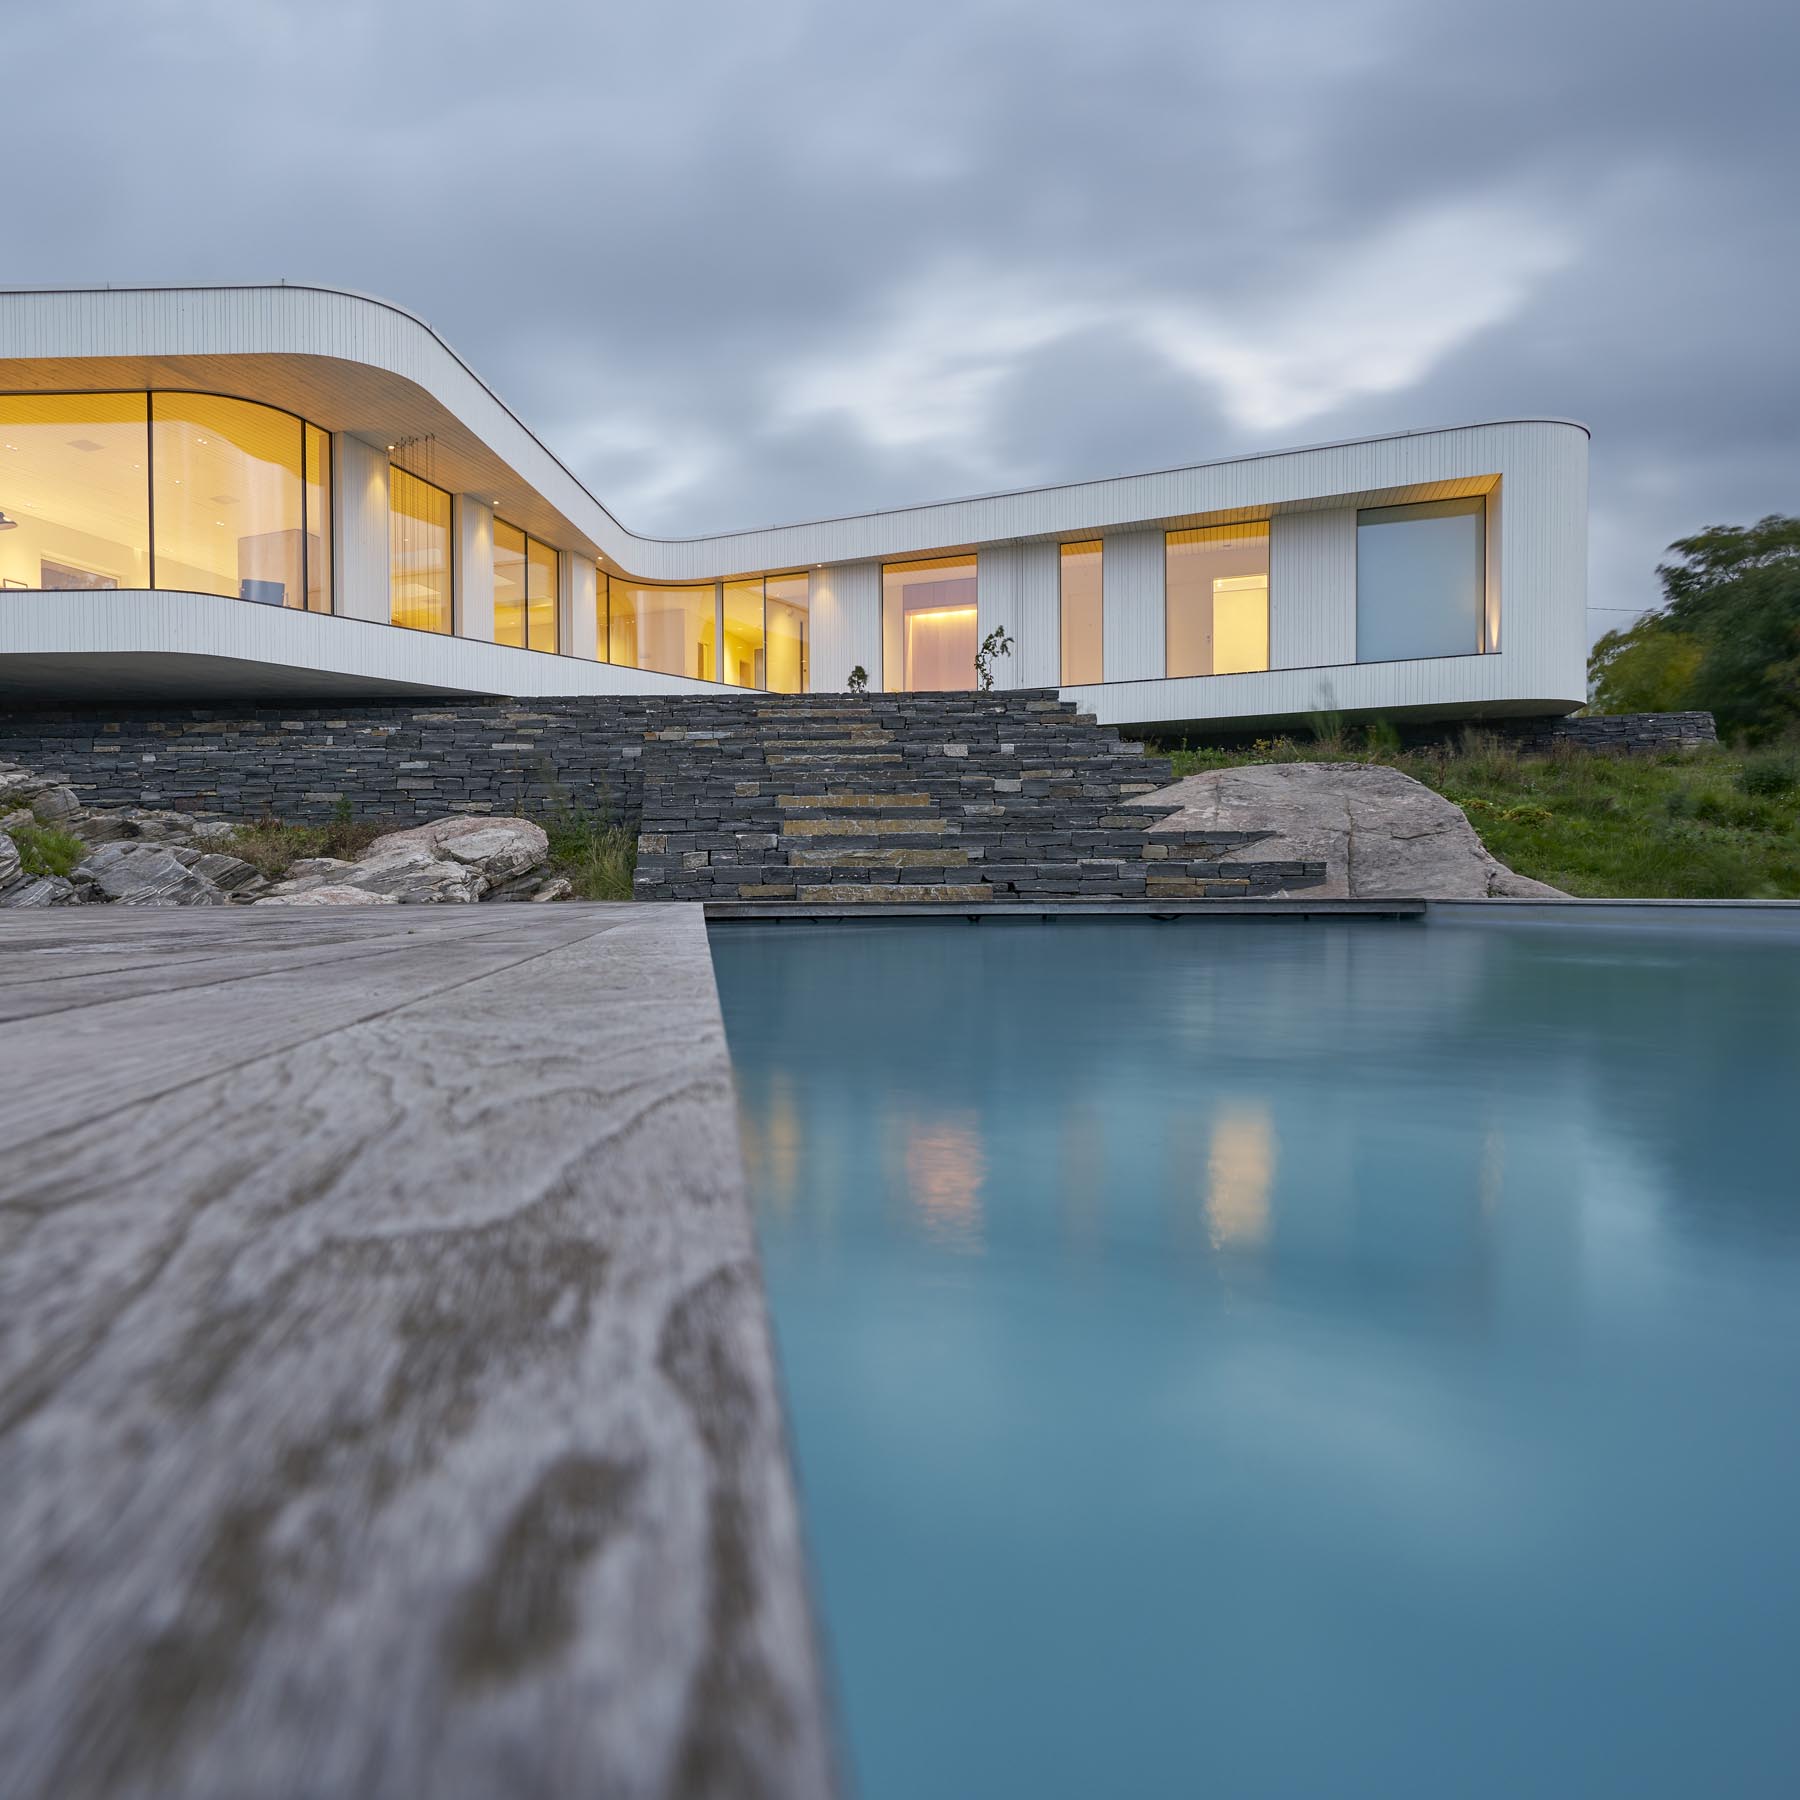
705,897 -> 1428,921
0,903 -> 840,1799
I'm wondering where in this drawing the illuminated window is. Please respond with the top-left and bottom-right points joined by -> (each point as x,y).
0,391 -> 332,609
527,534 -> 558,653
390,467 -> 452,634
765,574 -> 809,694
722,579 -> 765,687
1356,497 -> 1488,662
1166,524 -> 1269,677
304,424 -> 331,613
493,518 -> 527,646
0,392 -> 151,593
152,394 -> 308,609
1060,541 -> 1103,684
607,577 -> 716,677
882,554 -> 977,692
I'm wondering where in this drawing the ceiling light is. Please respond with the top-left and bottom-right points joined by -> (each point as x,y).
0,513 -> 17,531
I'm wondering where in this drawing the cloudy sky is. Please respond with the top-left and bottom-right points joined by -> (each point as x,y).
13,0 -> 1796,634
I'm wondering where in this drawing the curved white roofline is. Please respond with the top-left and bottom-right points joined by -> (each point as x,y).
0,283 -> 1589,584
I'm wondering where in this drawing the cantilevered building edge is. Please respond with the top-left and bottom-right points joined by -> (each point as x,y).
0,284 -> 1587,729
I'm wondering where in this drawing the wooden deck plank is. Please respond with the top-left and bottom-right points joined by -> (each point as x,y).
0,905 -> 836,1800
0,913 -> 616,1144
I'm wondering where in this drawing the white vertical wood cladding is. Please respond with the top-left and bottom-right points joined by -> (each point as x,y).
976,546 -> 1021,688
1269,509 -> 1355,669
2,289 -> 1587,718
809,561 -> 880,692
1102,530 -> 1165,684
332,434 -> 390,624
1015,541 -> 1062,688
568,557 -> 600,662
454,496 -> 495,642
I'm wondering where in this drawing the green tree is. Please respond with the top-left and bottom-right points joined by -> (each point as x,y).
1589,514 -> 1800,739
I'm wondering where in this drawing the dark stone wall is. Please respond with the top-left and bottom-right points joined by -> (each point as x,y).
0,699 -> 668,824
1397,711 -> 1720,755
0,698 -> 1722,835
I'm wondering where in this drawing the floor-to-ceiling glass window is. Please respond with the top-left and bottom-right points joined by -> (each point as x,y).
765,573 -> 809,693
0,392 -> 151,593
390,467 -> 453,634
303,424 -> 332,613
151,394 -> 307,609
493,518 -> 528,646
527,534 -> 558,653
494,520 -> 560,651
882,554 -> 977,692
1165,524 -> 1269,678
1060,540 -> 1103,684
721,579 -> 765,687
607,577 -> 716,677
1355,497 -> 1487,662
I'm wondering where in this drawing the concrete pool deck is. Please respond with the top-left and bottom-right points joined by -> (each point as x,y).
0,903 -> 837,1800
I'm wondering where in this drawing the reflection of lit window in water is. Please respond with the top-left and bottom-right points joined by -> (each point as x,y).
1205,1104 -> 1275,1251
903,1112 -> 987,1254
738,1073 -> 805,1222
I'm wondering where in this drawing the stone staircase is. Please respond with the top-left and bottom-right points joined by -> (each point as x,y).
632,690 -> 1326,905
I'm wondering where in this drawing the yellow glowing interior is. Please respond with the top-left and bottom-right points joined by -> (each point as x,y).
390,467 -> 453,634
1060,539 -> 1103,684
1166,522 -> 1270,678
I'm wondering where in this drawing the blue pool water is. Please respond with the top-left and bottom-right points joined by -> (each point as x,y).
710,917 -> 1800,1799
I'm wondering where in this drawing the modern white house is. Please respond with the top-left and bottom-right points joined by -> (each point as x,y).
0,285 -> 1588,731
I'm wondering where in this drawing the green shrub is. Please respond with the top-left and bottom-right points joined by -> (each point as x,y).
1737,752 -> 1799,798
543,808 -> 636,900
9,822 -> 87,878
225,810 -> 393,880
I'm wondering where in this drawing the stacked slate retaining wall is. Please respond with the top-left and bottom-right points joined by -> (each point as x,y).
1394,712 -> 1719,755
0,699 -> 663,825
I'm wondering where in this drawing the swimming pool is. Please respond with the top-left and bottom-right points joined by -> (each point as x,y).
712,916 -> 1800,1799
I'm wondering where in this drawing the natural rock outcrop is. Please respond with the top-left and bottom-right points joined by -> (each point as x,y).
0,756 -> 561,910
253,817 -> 552,906
1132,761 -> 1565,900
71,841 -> 231,908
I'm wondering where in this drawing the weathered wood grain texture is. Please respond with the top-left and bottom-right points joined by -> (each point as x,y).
0,905 -> 838,1800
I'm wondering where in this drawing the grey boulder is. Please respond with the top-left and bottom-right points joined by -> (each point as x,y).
72,841 -> 229,908
1133,760 -> 1565,899
362,817 -> 550,882
0,874 -> 82,908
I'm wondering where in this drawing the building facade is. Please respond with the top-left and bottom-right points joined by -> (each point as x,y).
0,285 -> 1588,730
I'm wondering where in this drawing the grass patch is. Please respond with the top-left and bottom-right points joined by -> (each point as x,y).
1159,730 -> 1800,899
224,803 -> 393,882
543,808 -> 637,900
9,821 -> 88,879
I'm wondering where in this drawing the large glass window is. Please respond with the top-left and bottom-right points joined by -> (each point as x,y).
721,579 -> 765,687
1060,540 -> 1103,684
1356,497 -> 1487,662
765,574 -> 809,694
152,394 -> 307,608
0,392 -> 151,593
304,424 -> 331,613
0,392 -> 332,608
1166,524 -> 1269,678
527,534 -> 558,653
882,554 -> 977,692
608,578 -> 716,677
493,518 -> 528,647
390,467 -> 453,634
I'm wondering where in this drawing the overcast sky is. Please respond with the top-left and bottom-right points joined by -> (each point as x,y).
12,0 -> 1796,635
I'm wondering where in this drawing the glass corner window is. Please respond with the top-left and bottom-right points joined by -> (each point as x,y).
0,390 -> 331,609
1355,496 -> 1489,663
